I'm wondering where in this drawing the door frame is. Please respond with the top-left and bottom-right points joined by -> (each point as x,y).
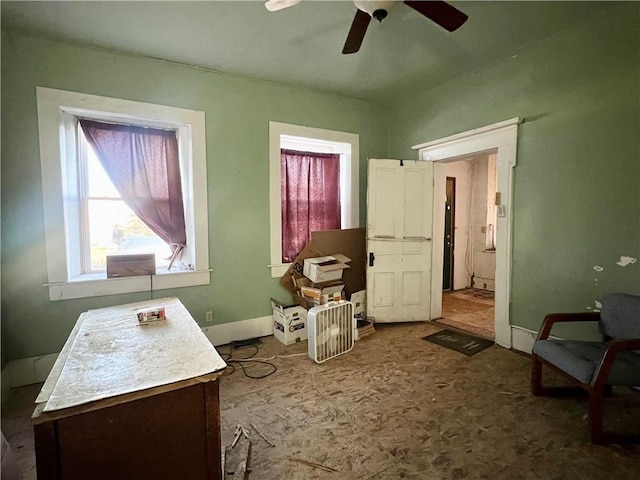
443,176 -> 456,291
412,118 -> 520,348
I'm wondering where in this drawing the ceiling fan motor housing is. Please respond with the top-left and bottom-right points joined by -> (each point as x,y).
353,0 -> 399,20
372,9 -> 388,22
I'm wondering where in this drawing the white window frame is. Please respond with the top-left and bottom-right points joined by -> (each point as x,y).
269,121 -> 359,278
37,87 -> 210,301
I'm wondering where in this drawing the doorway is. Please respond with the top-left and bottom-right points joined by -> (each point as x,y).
436,155 -> 496,339
440,289 -> 495,339
413,117 -> 520,348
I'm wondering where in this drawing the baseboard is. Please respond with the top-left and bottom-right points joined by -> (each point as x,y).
1,352 -> 59,401
201,315 -> 274,347
1,315 -> 275,397
511,326 -> 540,354
472,278 -> 495,291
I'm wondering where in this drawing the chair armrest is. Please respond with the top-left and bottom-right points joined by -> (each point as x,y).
604,338 -> 640,353
591,338 -> 640,388
536,312 -> 600,341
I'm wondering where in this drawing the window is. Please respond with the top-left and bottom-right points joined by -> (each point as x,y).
79,123 -> 175,272
37,87 -> 210,300
281,149 -> 341,263
269,122 -> 359,277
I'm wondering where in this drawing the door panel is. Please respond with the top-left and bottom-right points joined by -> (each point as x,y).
403,168 -> 430,238
372,168 -> 397,238
366,159 -> 433,323
403,242 -> 422,255
402,271 -> 422,304
372,271 -> 394,307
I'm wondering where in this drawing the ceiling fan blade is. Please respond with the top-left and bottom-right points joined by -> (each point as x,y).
404,1 -> 468,32
342,9 -> 371,54
264,0 -> 300,12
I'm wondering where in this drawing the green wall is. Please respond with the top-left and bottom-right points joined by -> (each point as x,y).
387,3 -> 640,332
2,2 -> 639,363
1,30 -> 388,362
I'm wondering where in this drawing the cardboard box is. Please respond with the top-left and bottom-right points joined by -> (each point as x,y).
280,228 -> 366,299
293,294 -> 315,310
300,283 -> 345,305
350,290 -> 366,321
303,254 -> 351,283
271,298 -> 308,345
106,253 -> 156,278
136,306 -> 166,324
356,318 -> 376,338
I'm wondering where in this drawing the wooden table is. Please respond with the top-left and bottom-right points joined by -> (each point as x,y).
32,298 -> 227,480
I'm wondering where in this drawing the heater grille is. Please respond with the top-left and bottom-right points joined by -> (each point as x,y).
307,301 -> 354,363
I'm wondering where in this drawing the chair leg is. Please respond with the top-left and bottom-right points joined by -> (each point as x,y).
588,387 -> 605,444
531,354 -> 543,396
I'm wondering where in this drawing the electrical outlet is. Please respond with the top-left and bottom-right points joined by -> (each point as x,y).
205,311 -> 213,324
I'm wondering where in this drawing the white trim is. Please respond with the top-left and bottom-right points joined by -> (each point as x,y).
411,118 -> 522,151
268,121 -> 359,278
511,325 -> 564,355
45,270 -> 211,301
416,118 -> 520,348
36,87 -> 210,300
1,352 -> 59,402
201,315 -> 274,347
511,326 -> 539,354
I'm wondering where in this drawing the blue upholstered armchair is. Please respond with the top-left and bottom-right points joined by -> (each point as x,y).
531,293 -> 640,443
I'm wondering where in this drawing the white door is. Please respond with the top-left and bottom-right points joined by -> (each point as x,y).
366,159 -> 433,323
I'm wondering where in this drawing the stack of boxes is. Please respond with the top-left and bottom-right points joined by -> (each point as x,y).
296,254 -> 350,305
272,254 -> 352,345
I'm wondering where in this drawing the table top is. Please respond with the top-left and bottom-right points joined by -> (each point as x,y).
36,297 -> 226,413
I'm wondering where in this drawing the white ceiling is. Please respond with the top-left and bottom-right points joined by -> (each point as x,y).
1,1 -> 616,103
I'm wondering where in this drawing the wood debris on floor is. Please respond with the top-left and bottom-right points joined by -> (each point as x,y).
224,424 -> 251,479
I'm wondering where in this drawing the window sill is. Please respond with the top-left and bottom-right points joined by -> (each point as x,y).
45,269 -> 211,301
270,263 -> 291,278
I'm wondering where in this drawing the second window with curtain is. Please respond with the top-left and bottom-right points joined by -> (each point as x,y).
280,149 -> 341,263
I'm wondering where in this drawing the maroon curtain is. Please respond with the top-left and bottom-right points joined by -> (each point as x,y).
281,149 -> 341,263
79,119 -> 187,249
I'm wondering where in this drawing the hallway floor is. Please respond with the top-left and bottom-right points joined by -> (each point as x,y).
437,288 -> 495,339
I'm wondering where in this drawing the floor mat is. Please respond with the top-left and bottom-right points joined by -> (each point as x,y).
423,329 -> 494,356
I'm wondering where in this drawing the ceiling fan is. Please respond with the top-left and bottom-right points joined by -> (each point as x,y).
264,0 -> 468,54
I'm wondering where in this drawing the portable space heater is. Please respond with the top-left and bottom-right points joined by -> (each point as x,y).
307,301 -> 355,363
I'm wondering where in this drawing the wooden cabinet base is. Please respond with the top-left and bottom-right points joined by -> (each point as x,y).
31,299 -> 226,480
33,381 -> 221,480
